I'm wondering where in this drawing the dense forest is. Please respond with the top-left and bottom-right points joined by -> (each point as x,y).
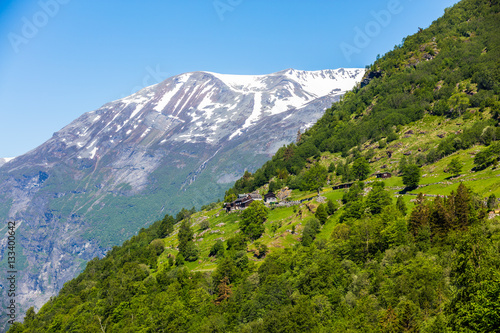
8,0 -> 500,332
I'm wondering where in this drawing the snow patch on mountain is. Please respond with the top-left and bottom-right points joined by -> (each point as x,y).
0,157 -> 15,167
51,68 -> 364,161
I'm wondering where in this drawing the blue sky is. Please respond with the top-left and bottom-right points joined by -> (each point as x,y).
0,0 -> 458,158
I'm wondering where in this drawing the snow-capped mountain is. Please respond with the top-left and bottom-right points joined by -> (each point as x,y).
49,68 -> 363,187
0,68 -> 364,312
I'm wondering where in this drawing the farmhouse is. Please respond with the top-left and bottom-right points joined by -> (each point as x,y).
264,191 -> 277,204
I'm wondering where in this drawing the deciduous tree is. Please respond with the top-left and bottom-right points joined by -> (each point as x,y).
239,201 -> 269,240
402,164 -> 421,189
351,157 -> 371,181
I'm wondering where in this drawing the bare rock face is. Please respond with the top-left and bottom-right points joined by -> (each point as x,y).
0,68 -> 364,315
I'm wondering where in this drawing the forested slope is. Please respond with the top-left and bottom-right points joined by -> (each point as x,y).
225,0 -> 500,197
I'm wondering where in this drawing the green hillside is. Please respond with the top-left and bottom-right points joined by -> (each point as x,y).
8,0 -> 500,332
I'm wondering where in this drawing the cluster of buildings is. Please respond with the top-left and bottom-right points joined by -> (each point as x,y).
224,172 -> 393,213
223,191 -> 277,212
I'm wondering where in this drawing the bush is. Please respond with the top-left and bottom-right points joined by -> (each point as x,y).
209,240 -> 225,258
200,219 -> 210,230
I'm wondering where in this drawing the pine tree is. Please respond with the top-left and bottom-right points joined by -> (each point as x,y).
398,156 -> 408,175
453,183 -> 470,229
379,306 -> 399,333
328,162 -> 336,173
342,181 -> 364,204
159,214 -> 175,238
429,196 -> 452,238
408,193 -> 429,237
447,227 -> 500,332
209,240 -> 225,258
336,161 -> 344,176
175,253 -> 185,266
302,218 -> 321,246
396,196 -> 407,216
397,300 -> 420,332
215,276 -> 232,305
178,220 -> 198,261
296,129 -> 302,143
341,164 -> 352,183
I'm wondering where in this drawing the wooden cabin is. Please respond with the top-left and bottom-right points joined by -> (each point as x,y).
331,182 -> 355,190
375,172 -> 392,179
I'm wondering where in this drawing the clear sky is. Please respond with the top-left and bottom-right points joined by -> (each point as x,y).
0,0 -> 459,158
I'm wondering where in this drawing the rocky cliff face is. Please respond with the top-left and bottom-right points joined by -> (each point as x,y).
0,68 -> 364,315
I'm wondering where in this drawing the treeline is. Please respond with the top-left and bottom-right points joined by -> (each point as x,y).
226,0 -> 500,197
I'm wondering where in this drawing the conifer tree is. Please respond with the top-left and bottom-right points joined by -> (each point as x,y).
336,161 -> 344,176
158,214 -> 175,238
328,162 -> 336,173
447,227 -> 500,332
302,218 -> 321,246
396,196 -> 407,216
429,196 -> 452,238
453,183 -> 470,229
215,276 -> 232,305
408,193 -> 429,237
398,156 -> 408,175
178,220 -> 198,261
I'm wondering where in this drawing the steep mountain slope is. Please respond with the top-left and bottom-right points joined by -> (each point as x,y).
0,68 -> 364,315
8,0 -> 500,332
